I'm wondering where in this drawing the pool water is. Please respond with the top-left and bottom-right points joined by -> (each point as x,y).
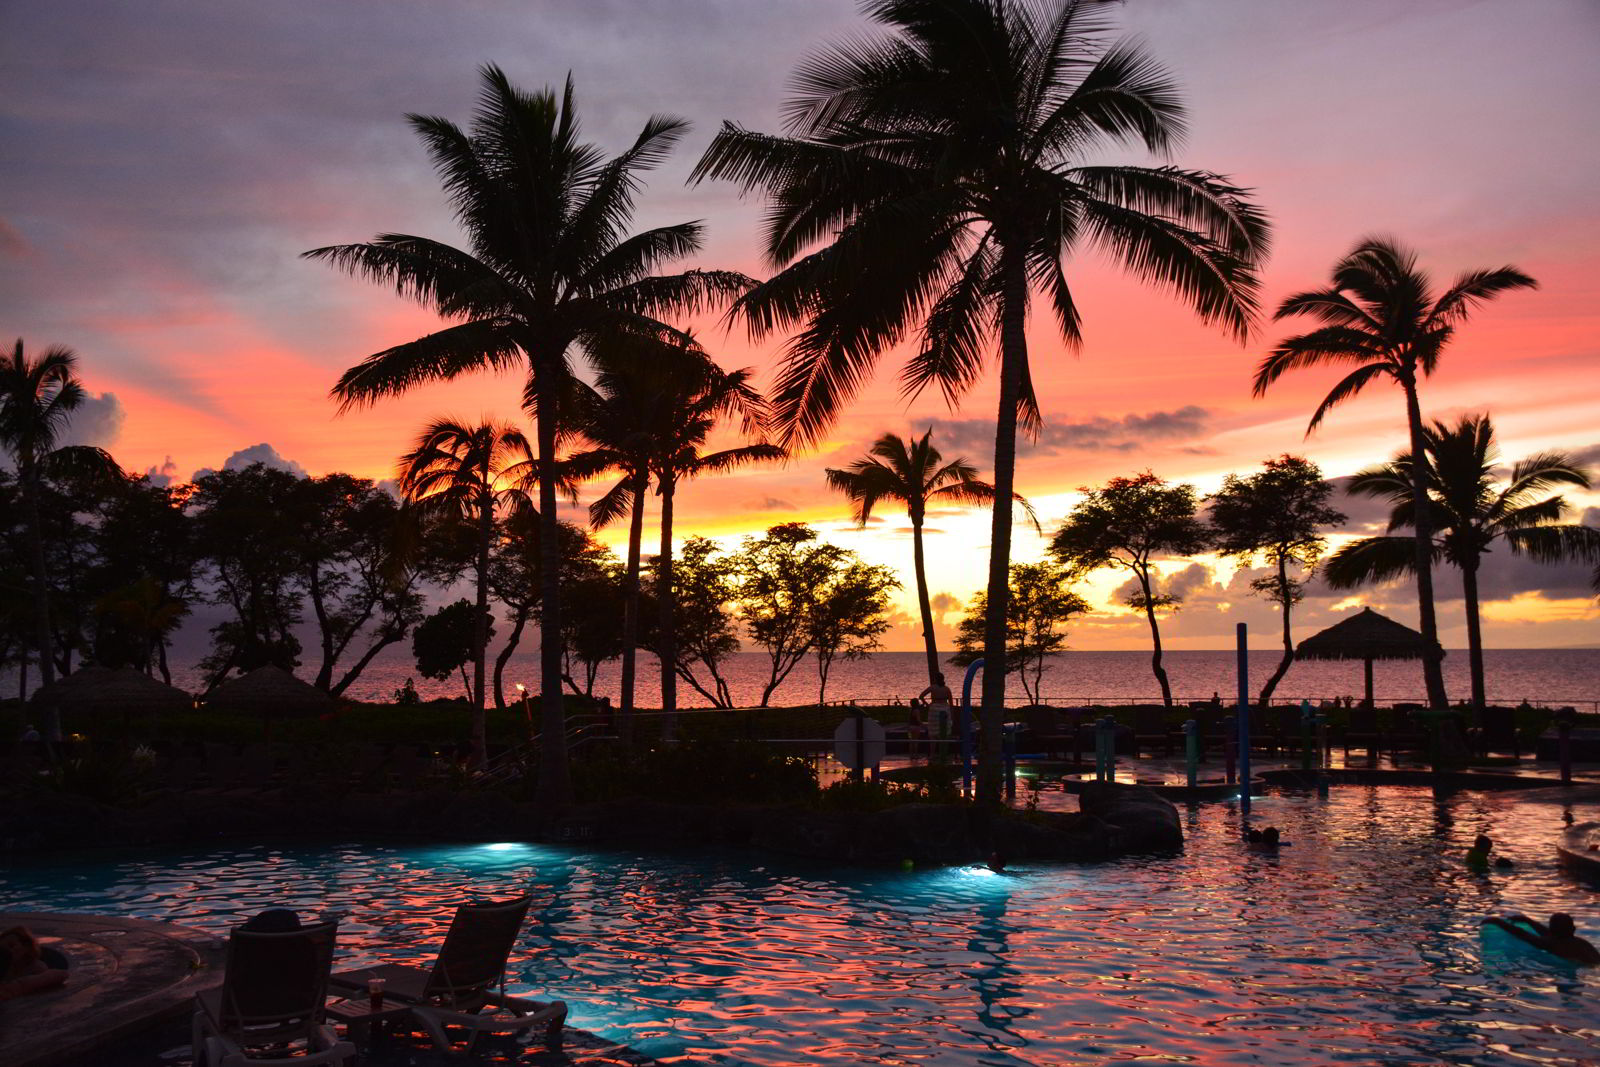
4,786 -> 1598,1066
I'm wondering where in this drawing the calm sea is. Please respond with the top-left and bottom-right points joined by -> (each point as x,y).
106,646 -> 1600,709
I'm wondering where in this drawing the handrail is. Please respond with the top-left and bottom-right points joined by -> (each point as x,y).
618,696 -> 1600,713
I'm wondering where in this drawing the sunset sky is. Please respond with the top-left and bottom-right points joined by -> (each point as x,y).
4,0 -> 1598,652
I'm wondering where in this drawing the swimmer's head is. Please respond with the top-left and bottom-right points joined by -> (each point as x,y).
1550,913 -> 1577,939
1262,827 -> 1281,846
1473,834 -> 1492,852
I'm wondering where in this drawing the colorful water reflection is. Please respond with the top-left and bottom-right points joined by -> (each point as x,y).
4,786 -> 1596,1064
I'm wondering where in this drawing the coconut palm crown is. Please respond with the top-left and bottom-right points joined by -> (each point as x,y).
306,66 -> 751,803
1255,236 -> 1535,709
692,0 -> 1267,799
1324,414 -> 1599,710
825,429 -> 1037,685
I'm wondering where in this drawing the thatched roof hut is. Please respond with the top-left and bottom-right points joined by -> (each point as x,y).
1296,607 -> 1443,706
32,665 -> 191,712
206,665 -> 333,718
29,665 -> 193,736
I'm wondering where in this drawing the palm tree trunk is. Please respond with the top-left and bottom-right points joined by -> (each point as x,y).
469,489 -> 492,769
1461,559 -> 1486,711
618,469 -> 647,744
1402,379 -> 1449,708
1260,555 -> 1294,705
978,246 -> 1028,802
534,359 -> 573,806
657,471 -> 679,741
911,510 -> 940,686
21,470 -> 60,740
1140,567 -> 1174,706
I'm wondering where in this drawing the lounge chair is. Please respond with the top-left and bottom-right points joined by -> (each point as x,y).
330,896 -> 566,1053
192,919 -> 353,1067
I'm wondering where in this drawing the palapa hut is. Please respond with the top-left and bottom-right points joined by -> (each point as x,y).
30,665 -> 193,737
28,663 -> 119,706
205,665 -> 334,719
1295,607 -> 1442,707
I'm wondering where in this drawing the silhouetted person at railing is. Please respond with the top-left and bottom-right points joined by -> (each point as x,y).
918,674 -> 953,738
1483,913 -> 1600,965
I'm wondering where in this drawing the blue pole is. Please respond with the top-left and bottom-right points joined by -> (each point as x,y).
1184,719 -> 1198,789
961,658 -> 983,798
1236,622 -> 1251,820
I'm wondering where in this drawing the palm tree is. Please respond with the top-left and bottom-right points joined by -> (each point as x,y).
643,345 -> 784,737
397,418 -> 537,768
0,340 -> 122,733
1254,238 -> 1537,708
567,336 -> 739,742
825,429 -> 1036,687
693,0 -> 1266,799
307,67 -> 750,804
1324,414 -> 1599,710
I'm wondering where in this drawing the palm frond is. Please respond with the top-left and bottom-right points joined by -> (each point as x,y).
1078,195 -> 1259,341
1426,266 -> 1538,327
1322,535 -> 1425,589
330,319 -> 523,411
1252,326 -> 1384,397
1305,361 -> 1392,435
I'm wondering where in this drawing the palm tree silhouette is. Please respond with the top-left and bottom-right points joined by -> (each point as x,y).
825,429 -> 1036,688
640,344 -> 783,735
1324,414 -> 1598,710
693,0 -> 1266,797
397,418 -> 537,768
566,335 -> 754,739
0,340 -> 122,730
1255,237 -> 1536,708
308,67 -> 750,802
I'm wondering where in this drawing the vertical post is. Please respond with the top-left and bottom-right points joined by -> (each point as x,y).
1184,719 -> 1198,789
1097,715 -> 1117,783
853,705 -> 865,782
1003,724 -> 1017,801
1223,715 -> 1236,785
960,658 -> 982,799
1300,699 -> 1316,773
1236,623 -> 1251,819
1557,709 -> 1574,784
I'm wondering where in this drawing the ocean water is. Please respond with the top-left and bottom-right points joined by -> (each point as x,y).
121,646 -> 1600,708
5,786 -> 1598,1065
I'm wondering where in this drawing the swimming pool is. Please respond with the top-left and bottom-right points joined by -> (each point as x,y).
4,786 -> 1597,1065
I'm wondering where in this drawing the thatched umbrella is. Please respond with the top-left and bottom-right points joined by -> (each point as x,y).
29,663 -> 119,707
30,665 -> 193,737
206,665 -> 333,719
1296,607 -> 1443,707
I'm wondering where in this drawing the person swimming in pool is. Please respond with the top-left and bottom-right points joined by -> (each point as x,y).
1482,913 -> 1600,965
1466,834 -> 1493,870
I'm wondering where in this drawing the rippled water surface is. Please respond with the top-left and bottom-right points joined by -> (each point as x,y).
6,787 -> 1599,1065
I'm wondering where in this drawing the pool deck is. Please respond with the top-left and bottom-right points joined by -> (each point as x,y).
0,912 -> 670,1067
0,911 -> 223,1067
